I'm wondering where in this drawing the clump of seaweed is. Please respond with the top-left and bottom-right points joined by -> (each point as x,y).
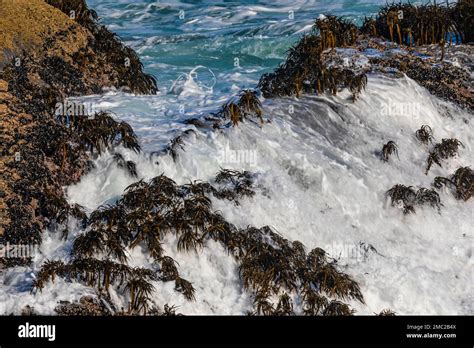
234,227 -> 363,316
432,167 -> 473,201
34,258 -> 158,315
125,268 -> 157,314
415,188 -> 442,211
35,170 -> 252,308
360,17 -> 378,37
237,89 -> 263,124
361,2 -> 467,46
273,293 -> 295,316
386,185 -> 441,214
433,139 -> 464,159
346,71 -> 368,101
322,300 -> 355,316
213,169 -> 256,203
55,296 -> 111,316
425,138 -> 464,174
113,153 -> 138,177
164,134 -> 188,162
381,141 -> 399,162
250,289 -> 275,316
386,184 -> 414,214
377,308 -> 396,316
146,304 -> 183,316
450,167 -> 474,201
174,277 -> 196,301
302,289 -> 329,316
73,205 -> 130,263
161,304 -> 182,316
451,0 -> 474,43
32,186 -> 88,239
313,15 -> 359,50
158,256 -> 180,281
34,167 -> 364,315
219,89 -> 263,126
258,16 -> 367,100
220,101 -> 242,126
415,125 -> 434,145
59,203 -> 88,239
259,35 -> 321,98
73,111 -> 141,155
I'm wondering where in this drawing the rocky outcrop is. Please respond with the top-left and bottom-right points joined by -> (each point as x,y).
259,7 -> 473,111
0,0 -> 156,251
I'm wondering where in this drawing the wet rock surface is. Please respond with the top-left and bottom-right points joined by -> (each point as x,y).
258,15 -> 473,111
0,0 -> 156,248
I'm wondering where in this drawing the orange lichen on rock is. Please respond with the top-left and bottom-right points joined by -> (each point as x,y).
0,0 -> 90,68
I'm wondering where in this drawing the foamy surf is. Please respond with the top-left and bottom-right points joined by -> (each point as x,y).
1,71 -> 470,315
0,0 -> 471,317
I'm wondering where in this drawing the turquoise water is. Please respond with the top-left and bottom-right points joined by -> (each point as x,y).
82,0 -> 420,150
86,0 -> 405,95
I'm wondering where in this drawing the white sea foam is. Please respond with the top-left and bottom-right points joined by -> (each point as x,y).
0,0 -> 470,316
1,73 -> 471,315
